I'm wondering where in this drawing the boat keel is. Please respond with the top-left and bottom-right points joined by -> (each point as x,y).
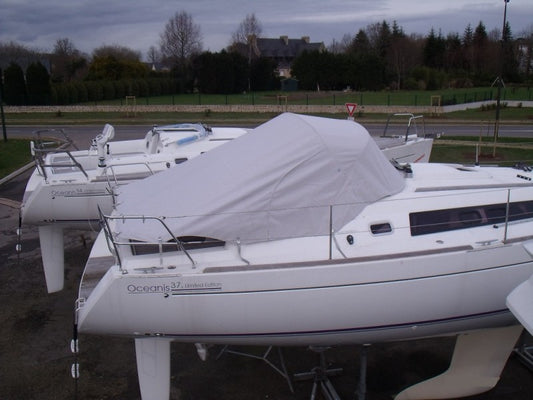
135,337 -> 172,400
394,324 -> 523,400
507,273 -> 533,335
38,225 -> 64,293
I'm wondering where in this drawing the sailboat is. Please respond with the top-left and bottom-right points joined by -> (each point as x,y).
75,113 -> 533,399
20,123 -> 249,292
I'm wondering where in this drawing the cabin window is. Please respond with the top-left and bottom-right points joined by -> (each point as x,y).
175,158 -> 187,164
458,210 -> 482,227
130,236 -> 224,255
370,223 -> 392,235
409,200 -> 533,236
486,206 -> 507,224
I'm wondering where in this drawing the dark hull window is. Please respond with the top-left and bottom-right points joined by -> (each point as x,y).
410,200 -> 533,236
371,223 -> 392,234
130,236 -> 224,255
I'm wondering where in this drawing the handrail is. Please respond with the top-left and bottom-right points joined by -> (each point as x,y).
33,128 -> 79,151
99,212 -> 196,273
31,146 -> 89,180
31,128 -> 86,180
104,162 -> 156,187
98,184 -> 531,272
98,206 -> 122,270
382,113 -> 424,142
153,123 -> 211,136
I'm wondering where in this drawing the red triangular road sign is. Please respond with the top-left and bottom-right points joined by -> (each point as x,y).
345,103 -> 357,116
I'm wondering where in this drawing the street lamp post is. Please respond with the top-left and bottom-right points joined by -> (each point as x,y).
493,0 -> 510,156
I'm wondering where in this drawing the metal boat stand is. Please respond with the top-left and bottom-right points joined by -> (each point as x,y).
216,345 -> 294,392
293,346 -> 343,400
514,344 -> 533,371
356,345 -> 370,400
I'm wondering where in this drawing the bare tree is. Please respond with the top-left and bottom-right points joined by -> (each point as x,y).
51,38 -> 88,82
328,34 -> 353,54
231,13 -> 262,45
53,38 -> 76,57
147,46 -> 161,64
160,11 -> 202,67
0,41 -> 40,70
228,14 -> 263,91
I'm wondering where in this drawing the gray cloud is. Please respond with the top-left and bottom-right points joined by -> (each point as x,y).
0,0 -> 530,58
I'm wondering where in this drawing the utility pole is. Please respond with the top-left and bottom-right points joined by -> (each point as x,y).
0,67 -> 7,142
493,0 -> 510,156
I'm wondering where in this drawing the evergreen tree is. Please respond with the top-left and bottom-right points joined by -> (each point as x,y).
502,21 -> 520,82
371,21 -> 393,84
444,33 -> 463,72
351,52 -> 385,90
193,52 -> 217,93
26,62 -> 51,105
349,29 -> 371,56
391,20 -> 405,38
376,21 -> 392,60
193,51 -> 248,94
472,22 -> 489,77
423,28 -> 446,69
3,62 -> 26,105
389,21 -> 410,88
462,24 -> 474,73
250,57 -> 277,91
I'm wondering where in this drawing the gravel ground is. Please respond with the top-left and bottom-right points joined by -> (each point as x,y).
0,170 -> 532,400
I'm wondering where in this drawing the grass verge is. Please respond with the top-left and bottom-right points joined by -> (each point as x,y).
0,139 -> 32,178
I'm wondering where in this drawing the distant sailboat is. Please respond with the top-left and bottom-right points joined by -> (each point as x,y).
21,123 -> 248,292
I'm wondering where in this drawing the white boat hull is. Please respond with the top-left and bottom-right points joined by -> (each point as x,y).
73,116 -> 533,399
381,136 -> 433,163
78,238 -> 532,346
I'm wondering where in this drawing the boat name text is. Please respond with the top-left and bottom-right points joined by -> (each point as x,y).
127,281 -> 222,294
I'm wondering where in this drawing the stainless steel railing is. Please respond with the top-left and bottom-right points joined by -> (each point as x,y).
98,208 -> 196,274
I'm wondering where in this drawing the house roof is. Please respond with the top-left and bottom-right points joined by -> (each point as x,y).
255,36 -> 324,59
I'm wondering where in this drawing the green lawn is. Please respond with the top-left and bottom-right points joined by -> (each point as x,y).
0,139 -> 32,178
430,144 -> 533,166
80,86 -> 533,107
430,135 -> 533,165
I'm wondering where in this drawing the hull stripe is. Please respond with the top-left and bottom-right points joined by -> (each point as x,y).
152,309 -> 511,339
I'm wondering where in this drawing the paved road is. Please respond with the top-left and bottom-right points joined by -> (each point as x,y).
3,122 -> 533,148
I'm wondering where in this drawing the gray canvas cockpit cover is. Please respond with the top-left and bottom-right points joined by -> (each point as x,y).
114,113 -> 405,243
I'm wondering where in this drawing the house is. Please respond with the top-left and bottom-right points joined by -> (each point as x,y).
144,62 -> 170,73
234,35 -> 325,78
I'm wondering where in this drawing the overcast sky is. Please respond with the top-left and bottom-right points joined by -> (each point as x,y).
1,0 -> 531,59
